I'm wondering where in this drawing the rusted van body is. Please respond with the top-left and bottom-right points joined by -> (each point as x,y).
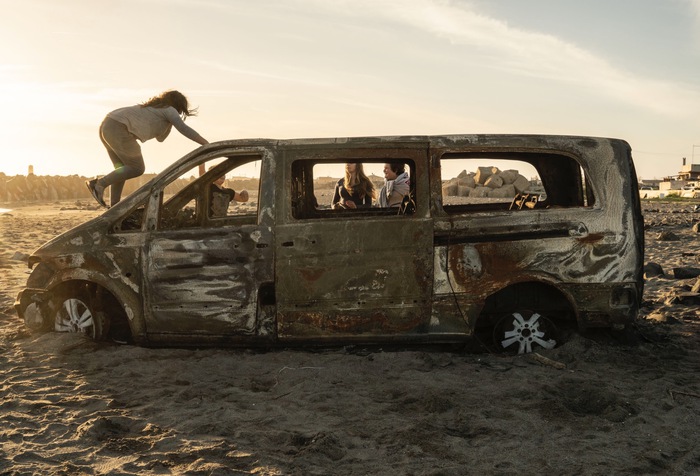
15,135 -> 644,353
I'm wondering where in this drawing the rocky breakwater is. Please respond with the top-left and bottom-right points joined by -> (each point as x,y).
0,173 -> 159,203
442,166 -> 534,199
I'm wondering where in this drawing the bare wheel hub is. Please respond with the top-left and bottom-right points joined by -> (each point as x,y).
497,311 -> 557,354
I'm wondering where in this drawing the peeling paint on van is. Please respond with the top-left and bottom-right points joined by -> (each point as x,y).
15,135 -> 643,352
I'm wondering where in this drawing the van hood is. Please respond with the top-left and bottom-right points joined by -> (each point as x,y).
28,215 -> 110,264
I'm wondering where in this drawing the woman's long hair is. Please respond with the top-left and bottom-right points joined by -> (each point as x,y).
345,163 -> 376,200
141,90 -> 198,119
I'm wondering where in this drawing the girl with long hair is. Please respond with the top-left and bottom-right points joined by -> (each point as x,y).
86,90 -> 209,208
331,163 -> 376,209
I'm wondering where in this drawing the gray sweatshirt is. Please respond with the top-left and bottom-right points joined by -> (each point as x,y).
107,105 -> 205,143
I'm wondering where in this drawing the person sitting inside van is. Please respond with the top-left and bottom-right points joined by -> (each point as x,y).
377,162 -> 409,207
209,174 -> 249,217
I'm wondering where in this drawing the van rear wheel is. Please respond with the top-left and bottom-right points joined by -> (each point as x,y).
492,310 -> 558,354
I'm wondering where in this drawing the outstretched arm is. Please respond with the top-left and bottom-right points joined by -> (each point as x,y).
164,107 -> 209,145
234,190 -> 249,202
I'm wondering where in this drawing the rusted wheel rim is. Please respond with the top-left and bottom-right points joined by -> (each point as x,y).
493,310 -> 558,354
55,298 -> 97,338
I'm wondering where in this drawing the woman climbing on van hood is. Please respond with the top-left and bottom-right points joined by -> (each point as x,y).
86,90 -> 209,208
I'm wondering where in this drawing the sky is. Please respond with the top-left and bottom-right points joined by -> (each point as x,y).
0,0 -> 698,180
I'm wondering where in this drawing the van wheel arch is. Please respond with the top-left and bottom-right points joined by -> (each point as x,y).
475,281 -> 577,353
50,280 -> 132,343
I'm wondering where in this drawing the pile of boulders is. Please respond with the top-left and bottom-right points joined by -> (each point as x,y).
442,167 -> 533,199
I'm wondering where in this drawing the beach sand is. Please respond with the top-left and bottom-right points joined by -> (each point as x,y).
1,200 -> 699,475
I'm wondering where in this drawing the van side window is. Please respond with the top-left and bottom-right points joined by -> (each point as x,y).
159,156 -> 261,230
440,153 -> 594,214
291,160 -> 416,219
205,160 -> 260,221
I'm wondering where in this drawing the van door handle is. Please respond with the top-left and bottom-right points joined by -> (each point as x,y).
569,223 -> 588,237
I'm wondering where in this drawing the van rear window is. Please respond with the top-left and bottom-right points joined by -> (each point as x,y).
440,152 -> 594,213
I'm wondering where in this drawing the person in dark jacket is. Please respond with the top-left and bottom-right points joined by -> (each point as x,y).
209,174 -> 249,217
331,163 -> 375,209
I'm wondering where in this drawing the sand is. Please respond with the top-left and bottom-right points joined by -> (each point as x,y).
1,200 -> 699,475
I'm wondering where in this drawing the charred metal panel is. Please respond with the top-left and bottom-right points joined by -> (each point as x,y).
564,283 -> 638,327
275,217 -> 434,339
23,223 -> 144,316
17,135 -> 643,347
144,225 -> 273,336
33,218 -> 143,279
429,136 -> 642,330
274,143 -> 433,341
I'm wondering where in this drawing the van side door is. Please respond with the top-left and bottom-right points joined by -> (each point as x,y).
274,145 -> 433,342
142,151 -> 275,345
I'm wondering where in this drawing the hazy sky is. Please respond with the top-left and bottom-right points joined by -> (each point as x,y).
1,0 -> 699,179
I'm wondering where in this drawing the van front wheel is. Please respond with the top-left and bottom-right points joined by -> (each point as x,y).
492,310 -> 558,354
54,287 -> 109,340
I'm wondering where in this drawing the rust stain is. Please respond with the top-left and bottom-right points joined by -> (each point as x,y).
16,135 -> 643,348
299,268 -> 326,282
577,233 -> 604,244
281,309 -> 425,335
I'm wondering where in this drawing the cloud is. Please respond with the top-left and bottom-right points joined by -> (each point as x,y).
197,60 -> 332,89
303,0 -> 700,118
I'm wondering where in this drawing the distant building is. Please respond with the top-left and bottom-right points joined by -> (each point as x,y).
662,158 -> 700,181
657,158 -> 700,193
638,157 -> 700,198
639,179 -> 661,189
675,161 -> 700,181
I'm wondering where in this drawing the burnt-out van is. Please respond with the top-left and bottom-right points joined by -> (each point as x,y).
15,135 -> 644,354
